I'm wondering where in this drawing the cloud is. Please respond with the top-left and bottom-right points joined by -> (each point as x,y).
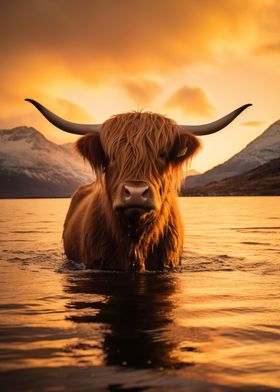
1,1 -> 264,73
0,97 -> 95,143
47,97 -> 95,123
0,0 -> 279,127
240,121 -> 266,127
255,42 -> 280,55
120,78 -> 161,106
165,85 -> 213,117
0,2 -> 275,95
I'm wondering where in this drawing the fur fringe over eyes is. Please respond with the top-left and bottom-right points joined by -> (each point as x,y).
77,111 -> 201,186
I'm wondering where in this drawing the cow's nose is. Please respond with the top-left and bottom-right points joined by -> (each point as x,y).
123,184 -> 149,204
123,185 -> 149,204
113,181 -> 155,214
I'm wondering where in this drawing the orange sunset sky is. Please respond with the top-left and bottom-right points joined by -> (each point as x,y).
0,0 -> 279,172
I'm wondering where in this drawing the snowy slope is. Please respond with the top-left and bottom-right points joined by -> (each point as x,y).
0,126 -> 93,197
182,158 -> 280,196
184,120 -> 280,189
1,122 -> 279,197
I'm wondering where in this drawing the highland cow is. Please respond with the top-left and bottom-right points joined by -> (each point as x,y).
26,99 -> 251,271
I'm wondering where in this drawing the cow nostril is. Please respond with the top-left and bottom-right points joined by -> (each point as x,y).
123,186 -> 131,199
142,187 -> 149,199
123,186 -> 131,201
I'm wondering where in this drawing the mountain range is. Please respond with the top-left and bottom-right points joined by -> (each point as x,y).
183,158 -> 280,196
0,121 -> 279,198
182,119 -> 280,193
0,126 -> 93,198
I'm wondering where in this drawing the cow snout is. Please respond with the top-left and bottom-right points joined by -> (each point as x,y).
123,184 -> 149,204
113,180 -> 155,214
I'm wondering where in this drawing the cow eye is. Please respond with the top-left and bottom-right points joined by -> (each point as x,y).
176,147 -> 188,159
158,153 -> 167,164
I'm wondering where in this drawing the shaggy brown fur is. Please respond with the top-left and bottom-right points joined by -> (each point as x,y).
63,111 -> 200,271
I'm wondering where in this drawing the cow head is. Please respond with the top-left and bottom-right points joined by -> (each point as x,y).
76,112 -> 200,229
25,99 -> 251,231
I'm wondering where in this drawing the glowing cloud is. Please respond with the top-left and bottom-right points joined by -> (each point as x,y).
1,0 -> 279,113
165,86 -> 213,117
241,121 -> 266,127
256,42 -> 280,55
121,78 -> 161,106
1,0 -> 279,171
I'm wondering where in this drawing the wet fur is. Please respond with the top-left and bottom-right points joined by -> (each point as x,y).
63,111 -> 200,271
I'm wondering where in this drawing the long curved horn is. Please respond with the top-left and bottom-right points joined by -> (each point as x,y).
180,104 -> 252,136
25,98 -> 101,135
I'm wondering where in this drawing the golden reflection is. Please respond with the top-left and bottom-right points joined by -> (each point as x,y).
170,271 -> 280,389
62,267 -> 280,388
63,272 -> 182,369
1,198 -> 279,390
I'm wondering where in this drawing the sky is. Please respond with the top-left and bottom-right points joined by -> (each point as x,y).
0,0 -> 279,172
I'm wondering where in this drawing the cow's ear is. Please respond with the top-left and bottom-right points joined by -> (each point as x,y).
76,134 -> 108,174
170,133 -> 201,164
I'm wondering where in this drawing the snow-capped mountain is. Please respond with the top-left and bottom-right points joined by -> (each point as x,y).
182,158 -> 280,196
183,120 -> 280,189
0,126 -> 93,197
1,121 -> 279,198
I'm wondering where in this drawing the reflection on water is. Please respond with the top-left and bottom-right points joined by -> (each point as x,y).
0,197 -> 280,391
65,272 -> 179,369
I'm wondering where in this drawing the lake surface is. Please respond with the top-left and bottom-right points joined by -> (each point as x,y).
0,197 -> 279,391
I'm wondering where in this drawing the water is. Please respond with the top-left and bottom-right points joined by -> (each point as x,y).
0,197 -> 279,391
